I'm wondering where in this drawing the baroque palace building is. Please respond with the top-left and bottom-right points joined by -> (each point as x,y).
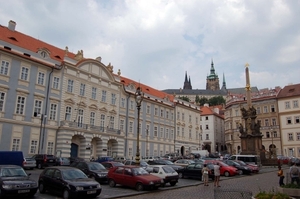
0,20 -> 203,160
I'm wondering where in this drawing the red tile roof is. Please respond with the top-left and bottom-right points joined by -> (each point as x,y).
277,83 -> 300,99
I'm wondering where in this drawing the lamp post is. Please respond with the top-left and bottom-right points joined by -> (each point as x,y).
135,87 -> 144,165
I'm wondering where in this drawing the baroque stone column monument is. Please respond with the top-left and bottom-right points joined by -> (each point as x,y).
239,63 -> 263,155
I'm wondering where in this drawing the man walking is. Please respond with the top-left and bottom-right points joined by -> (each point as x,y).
214,162 -> 221,187
289,163 -> 299,185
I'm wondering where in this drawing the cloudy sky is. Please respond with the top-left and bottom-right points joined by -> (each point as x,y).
1,0 -> 299,91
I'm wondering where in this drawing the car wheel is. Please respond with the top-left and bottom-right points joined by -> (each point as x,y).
63,188 -> 70,199
135,183 -> 144,191
238,170 -> 243,175
109,179 -> 116,187
178,172 -> 184,179
39,182 -> 46,194
224,171 -> 230,177
170,182 -> 177,186
0,189 -> 5,198
37,163 -> 42,169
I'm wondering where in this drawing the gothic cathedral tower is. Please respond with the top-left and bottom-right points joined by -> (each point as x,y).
183,71 -> 192,89
206,60 -> 220,91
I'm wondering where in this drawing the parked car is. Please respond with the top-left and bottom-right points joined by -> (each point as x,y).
234,160 -> 260,173
101,161 -> 124,170
71,161 -> 108,183
147,165 -> 179,186
124,160 -> 152,172
107,165 -> 163,191
204,160 -> 239,177
180,163 -> 215,180
0,165 -> 38,197
56,157 -> 71,166
113,156 -> 127,163
0,151 -> 24,167
95,156 -> 114,163
32,154 -> 57,169
23,157 -> 36,170
173,159 -> 195,167
38,166 -> 101,199
68,157 -> 84,164
222,160 -> 252,175
289,157 -> 300,166
147,159 -> 184,174
277,155 -> 289,165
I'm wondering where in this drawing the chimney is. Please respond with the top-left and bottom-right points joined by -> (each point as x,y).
8,20 -> 16,31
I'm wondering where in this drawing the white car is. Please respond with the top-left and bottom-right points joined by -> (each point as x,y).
148,165 -> 179,186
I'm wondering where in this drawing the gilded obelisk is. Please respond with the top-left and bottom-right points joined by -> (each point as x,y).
240,63 -> 263,155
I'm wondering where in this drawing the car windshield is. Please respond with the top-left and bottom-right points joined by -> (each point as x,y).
164,160 -> 174,165
237,161 -> 247,166
162,166 -> 176,173
1,168 -> 27,177
62,169 -> 88,180
140,161 -> 149,167
88,163 -> 106,171
132,167 -> 149,176
113,162 -> 124,166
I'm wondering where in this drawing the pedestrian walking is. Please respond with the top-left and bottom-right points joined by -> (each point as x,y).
277,165 -> 285,186
214,162 -> 221,187
289,163 -> 300,185
202,164 -> 209,186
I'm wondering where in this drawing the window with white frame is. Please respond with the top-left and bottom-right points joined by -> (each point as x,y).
12,138 -> 20,151
235,110 -> 239,116
177,127 -> 180,136
101,90 -> 106,102
121,98 -> 125,108
109,116 -> 114,129
111,93 -> 116,105
166,129 -> 169,139
154,126 -> 158,137
263,106 -> 268,113
293,100 -> 299,108
37,72 -> 45,85
205,116 -> 208,120
287,117 -> 292,124
271,105 -> 275,112
20,66 -> 29,81
206,134 -> 209,140
155,108 -> 158,116
77,109 -> 84,127
171,112 -> 174,120
154,150 -> 158,156
100,114 -> 105,130
120,119 -> 124,131
273,131 -> 277,138
189,115 -> 191,123
264,119 -> 269,126
206,125 -> 209,130
34,100 -> 42,116
130,101 -> 134,110
129,148 -> 132,157
79,83 -> 85,96
160,109 -> 164,117
15,96 -> 25,114
272,118 -> 276,126
0,92 -> 5,111
166,111 -> 169,119
189,129 -> 191,138
147,105 -> 150,114
65,106 -> 72,121
285,101 -> 290,109
49,104 -> 57,120
160,128 -> 163,138
47,142 -> 54,154
171,129 -> 174,139
182,113 -> 184,120
67,79 -> 73,92
256,107 -> 261,114
181,128 -> 184,138
295,116 -> 300,124
177,112 -> 180,120
266,132 -> 270,138
288,133 -> 293,141
0,60 -> 9,75
90,112 -> 95,126
196,117 -> 198,124
30,140 -> 38,154
129,121 -> 133,133
297,132 -> 300,141
52,76 -> 59,89
91,87 -> 97,100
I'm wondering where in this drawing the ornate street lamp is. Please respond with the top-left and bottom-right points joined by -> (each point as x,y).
135,86 -> 144,165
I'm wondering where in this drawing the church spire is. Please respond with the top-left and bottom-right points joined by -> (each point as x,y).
210,59 -> 216,75
183,71 -> 192,89
222,73 -> 226,89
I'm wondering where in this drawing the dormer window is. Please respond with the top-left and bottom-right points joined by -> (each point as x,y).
41,51 -> 47,58
37,48 -> 50,59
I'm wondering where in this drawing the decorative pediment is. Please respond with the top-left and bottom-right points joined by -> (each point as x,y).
176,122 -> 181,125
189,125 -> 193,128
109,109 -> 117,115
77,101 -> 87,108
89,104 -> 98,110
37,47 -> 50,59
182,123 -> 185,127
99,107 -> 108,112
64,98 -> 75,105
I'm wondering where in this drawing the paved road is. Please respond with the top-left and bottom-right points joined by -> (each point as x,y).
23,166 -> 286,199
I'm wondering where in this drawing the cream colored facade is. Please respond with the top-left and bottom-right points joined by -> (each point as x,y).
225,92 -> 282,155
278,95 -> 300,157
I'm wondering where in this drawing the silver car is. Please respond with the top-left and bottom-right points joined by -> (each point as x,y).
23,157 -> 36,170
56,157 -> 70,166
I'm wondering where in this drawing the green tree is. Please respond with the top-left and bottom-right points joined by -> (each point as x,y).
199,97 -> 209,106
178,96 -> 190,102
195,95 -> 200,104
208,96 -> 226,106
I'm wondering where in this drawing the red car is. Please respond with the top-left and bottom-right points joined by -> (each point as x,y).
204,160 -> 239,177
101,161 -> 124,170
234,160 -> 259,173
107,165 -> 163,191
